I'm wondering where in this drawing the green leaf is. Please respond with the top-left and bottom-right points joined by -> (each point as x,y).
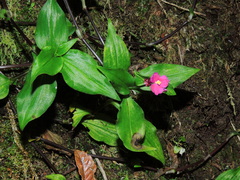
55,38 -> 78,56
139,64 -> 200,88
142,120 -> 165,164
72,107 -> 91,128
31,46 -> 63,83
98,67 -> 134,95
164,84 -> 176,96
61,49 -> 120,101
45,174 -> 66,180
117,97 -> 154,152
82,119 -> 119,146
103,19 -> 131,70
0,9 -> 9,20
35,0 -> 75,49
134,71 -> 145,86
173,146 -> 185,155
0,74 -> 12,99
17,72 -> 57,130
216,166 -> 240,180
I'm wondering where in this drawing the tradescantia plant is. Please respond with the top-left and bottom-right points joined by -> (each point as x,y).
0,0 -> 200,165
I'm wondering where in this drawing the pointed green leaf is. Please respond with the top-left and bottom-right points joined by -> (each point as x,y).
139,64 -> 200,88
143,120 -> 165,164
103,19 -> 131,70
135,70 -> 176,95
98,67 -> 134,95
134,71 -> 145,86
31,46 -> 63,83
45,174 -> 66,180
0,74 -> 12,99
216,166 -> 240,180
117,97 -> 154,152
72,107 -> 91,128
55,38 -> 78,56
83,119 -> 119,146
17,73 -> 57,130
35,0 -> 75,49
165,84 -> 176,96
61,49 -> 120,101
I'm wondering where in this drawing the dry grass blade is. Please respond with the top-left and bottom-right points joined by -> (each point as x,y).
74,150 -> 97,180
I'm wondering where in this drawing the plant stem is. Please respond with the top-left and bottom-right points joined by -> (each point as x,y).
30,141 -> 59,174
175,132 -> 237,174
0,63 -> 31,70
63,0 -> 103,65
39,137 -> 125,162
130,0 -> 199,47
146,21 -> 188,46
1,0 -> 34,47
81,0 -> 105,46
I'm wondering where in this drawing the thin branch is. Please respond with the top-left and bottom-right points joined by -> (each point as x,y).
62,0 -> 103,65
62,166 -> 77,176
159,0 -> 206,17
30,141 -> 59,174
176,133 -> 236,173
40,130 -> 240,176
1,0 -> 34,47
40,137 -> 125,163
40,138 -> 74,155
0,20 -> 36,27
81,0 -> 105,46
156,0 -> 168,18
143,0 -> 199,47
0,63 -> 31,70
146,21 -> 188,46
91,149 -> 108,180
154,132 -> 240,178
40,137 -> 159,173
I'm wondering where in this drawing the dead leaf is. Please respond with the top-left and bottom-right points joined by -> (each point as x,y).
41,130 -> 63,145
41,130 -> 71,156
166,140 -> 179,169
153,140 -> 179,179
74,150 -> 97,180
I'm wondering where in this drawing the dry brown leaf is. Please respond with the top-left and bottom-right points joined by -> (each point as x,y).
166,140 -> 179,169
41,130 -> 72,156
74,150 -> 97,180
41,130 -> 63,145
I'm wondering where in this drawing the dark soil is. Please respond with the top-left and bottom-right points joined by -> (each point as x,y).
0,0 -> 240,179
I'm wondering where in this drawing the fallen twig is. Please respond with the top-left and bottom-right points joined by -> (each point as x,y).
1,0 -> 35,47
159,0 -> 206,17
0,63 -> 31,70
30,141 -> 59,174
81,0 -> 105,46
62,0 -> 103,65
154,131 -> 240,178
91,149 -> 108,180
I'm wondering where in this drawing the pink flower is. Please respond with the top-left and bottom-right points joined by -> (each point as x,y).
145,72 -> 170,95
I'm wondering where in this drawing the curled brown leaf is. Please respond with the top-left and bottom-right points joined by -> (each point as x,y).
74,150 -> 97,180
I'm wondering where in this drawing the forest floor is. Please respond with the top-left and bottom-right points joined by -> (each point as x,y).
0,0 -> 240,179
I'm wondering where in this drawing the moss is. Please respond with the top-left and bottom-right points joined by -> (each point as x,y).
0,117 -> 29,179
0,29 -> 21,65
0,0 -> 39,66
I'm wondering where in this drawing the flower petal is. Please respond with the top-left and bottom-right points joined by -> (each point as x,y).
150,72 -> 161,83
159,77 -> 169,87
150,84 -> 165,95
